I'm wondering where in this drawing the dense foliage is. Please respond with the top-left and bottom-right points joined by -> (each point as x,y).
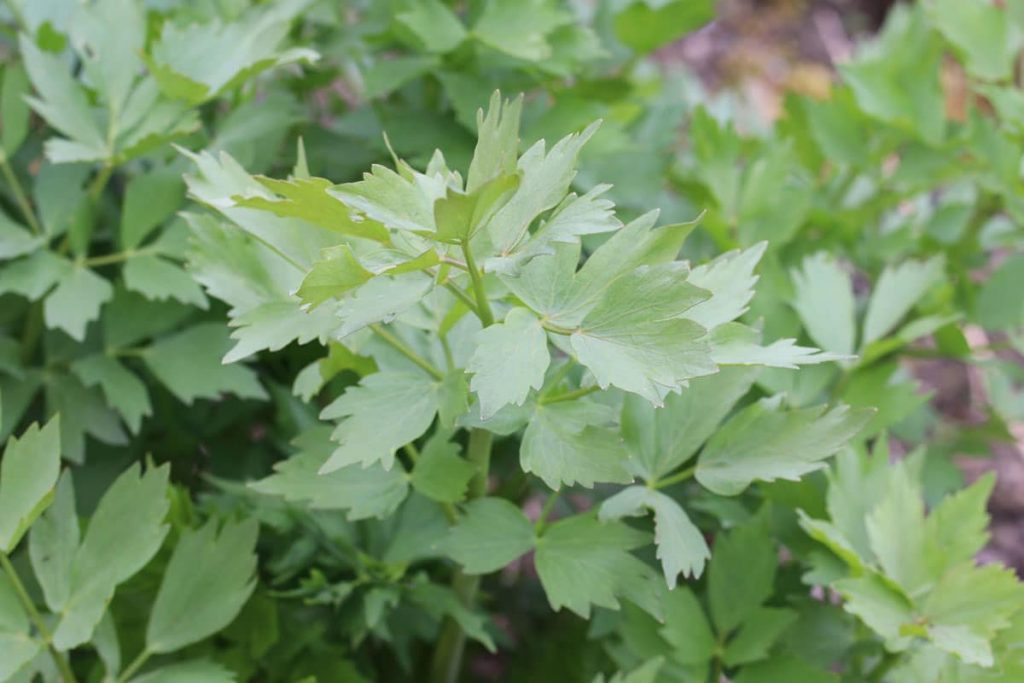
1,1 -> 1023,682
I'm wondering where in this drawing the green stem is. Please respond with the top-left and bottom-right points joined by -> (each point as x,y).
430,428 -> 493,683
461,241 -> 493,327
443,282 -> 480,316
369,324 -> 444,380
541,320 -> 576,336
539,385 -> 599,405
652,464 -> 697,490
709,656 -> 722,683
87,164 -> 113,202
535,490 -> 561,535
0,554 -> 77,683
80,248 -> 154,268
0,154 -> 43,234
116,648 -> 152,683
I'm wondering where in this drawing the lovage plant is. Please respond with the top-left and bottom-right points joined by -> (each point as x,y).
183,92 -> 875,681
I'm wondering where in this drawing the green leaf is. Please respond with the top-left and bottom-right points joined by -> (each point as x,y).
1,63 -> 30,155
28,471 -> 78,614
685,242 -> 767,331
0,416 -> 61,553
697,398 -> 871,496
865,463 -> 930,596
472,0 -> 570,61
251,426 -> 408,520
485,122 -> 599,258
43,266 -> 114,341
834,574 -> 913,644
441,497 -> 534,574
0,572 -> 41,681
621,366 -> 760,482
145,0 -> 318,104
363,56 -> 439,99
520,400 -> 632,489
395,0 -> 467,53
599,486 -> 710,587
46,375 -> 127,464
659,587 -> 715,664
410,432 -> 476,504
932,0 -> 1014,81
862,256 -> 945,346
708,518 -> 777,634
840,6 -> 945,145
319,370 -> 438,472
571,264 -> 715,404
614,0 -> 715,55
434,174 -> 520,244
70,355 -> 150,434
130,660 -> 235,683
535,514 -> 662,619
709,323 -> 848,369
124,254 -> 208,308
295,244 -> 374,310
147,518 -> 258,653
922,563 -> 1024,643
924,474 -> 995,578
238,176 -> 390,243
722,607 -> 798,666
120,170 -> 186,249
19,34 -> 107,160
467,91 -> 522,194
0,251 -> 71,300
791,253 -> 856,356
143,324 -> 267,404
467,307 -> 550,419
52,463 -> 170,650
0,210 -> 42,260
336,273 -> 435,337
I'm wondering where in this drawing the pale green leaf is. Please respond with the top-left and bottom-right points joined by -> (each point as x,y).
621,366 -> 759,482
143,324 -> 266,404
520,400 -> 632,490
0,251 -> 71,301
0,573 -> 40,681
71,355 -> 152,434
466,91 -> 522,194
571,264 -> 714,404
124,254 -> 208,308
686,242 -> 767,330
53,464 -> 170,650
251,426 -> 408,520
146,0 -> 318,104
28,471 -> 79,612
708,517 -> 777,634
866,464 -> 930,597
834,574 -> 913,644
473,0 -> 571,61
791,253 -> 856,356
722,607 -> 798,666
0,417 -> 61,553
1,63 -> 30,155
441,497 -> 534,574
120,168 -> 185,250
146,518 -> 258,653
319,371 -> 438,472
0,211 -> 42,260
535,514 -> 662,619
395,0 -> 467,53
486,122 -> 598,257
659,587 -> 716,664
697,398 -> 871,496
467,307 -> 550,419
599,486 -> 710,587
862,256 -> 945,346
932,0 -> 1013,81
43,266 -> 114,341
410,432 -> 475,504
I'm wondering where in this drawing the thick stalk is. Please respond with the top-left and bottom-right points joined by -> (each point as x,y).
460,241 -> 493,326
652,464 -> 697,490
0,554 -> 77,683
430,427 -> 493,683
